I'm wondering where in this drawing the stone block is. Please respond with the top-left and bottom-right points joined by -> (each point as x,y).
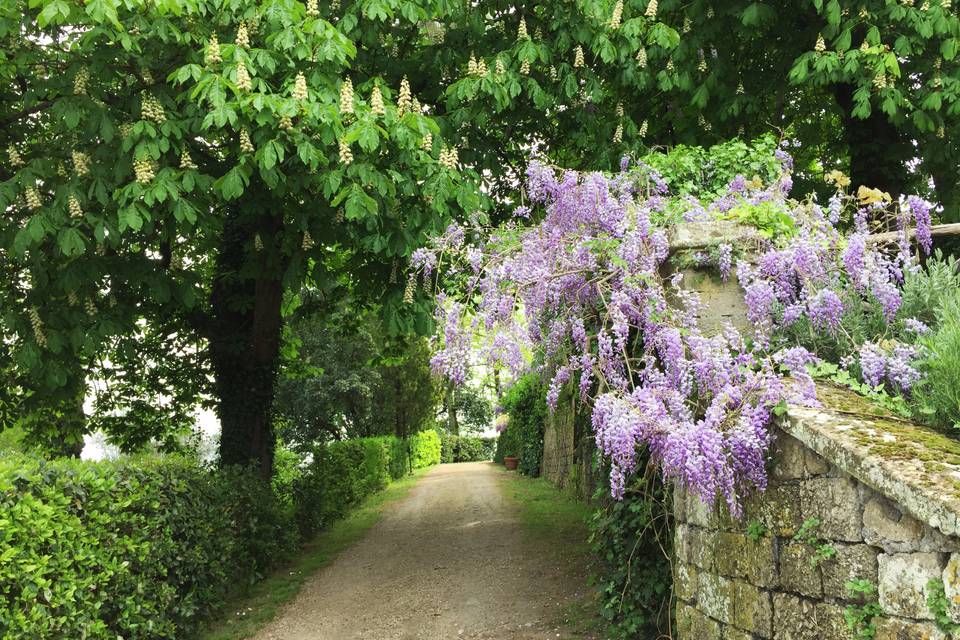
771,593 -> 822,640
771,433 -> 809,481
744,484 -> 804,538
780,542 -> 822,598
712,532 -> 778,587
696,572 -> 733,624
800,476 -> 863,542
804,450 -> 831,475
878,552 -> 945,619
722,627 -> 754,640
676,562 -> 699,602
729,579 -> 772,637
675,524 -> 692,563
874,616 -> 948,640
822,544 -> 879,600
863,496 -> 924,551
813,602 -> 855,640
687,491 -> 721,529
920,526 -> 960,554
676,602 -> 722,640
771,594 -> 855,639
674,482 -> 688,523
942,553 -> 960,624
676,525 -> 717,571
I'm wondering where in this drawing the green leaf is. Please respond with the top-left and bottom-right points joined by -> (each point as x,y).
943,38 -> 958,61
38,0 -> 71,26
57,228 -> 85,256
217,166 -> 249,200
344,184 -> 378,220
835,29 -> 851,52
85,0 -> 120,28
825,0 -> 841,26
741,3 -> 761,26
118,207 -> 143,232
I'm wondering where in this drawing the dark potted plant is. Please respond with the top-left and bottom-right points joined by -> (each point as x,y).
504,455 -> 519,470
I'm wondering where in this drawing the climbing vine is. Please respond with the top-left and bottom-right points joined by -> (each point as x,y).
419,139 -> 934,513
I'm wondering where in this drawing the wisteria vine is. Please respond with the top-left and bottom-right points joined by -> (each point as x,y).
415,146 -> 935,514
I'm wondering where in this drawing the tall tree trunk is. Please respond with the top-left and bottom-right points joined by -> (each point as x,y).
445,379 -> 458,435
210,200 -> 285,481
833,84 -> 911,197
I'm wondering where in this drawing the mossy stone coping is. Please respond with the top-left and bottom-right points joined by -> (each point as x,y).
783,384 -> 960,537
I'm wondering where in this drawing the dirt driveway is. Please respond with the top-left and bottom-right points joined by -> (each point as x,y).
253,462 -> 595,640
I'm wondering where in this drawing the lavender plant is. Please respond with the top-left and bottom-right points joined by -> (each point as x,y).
417,143 -> 936,513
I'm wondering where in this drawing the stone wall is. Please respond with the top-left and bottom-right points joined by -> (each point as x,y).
541,396 -> 575,488
540,391 -> 597,501
674,385 -> 960,640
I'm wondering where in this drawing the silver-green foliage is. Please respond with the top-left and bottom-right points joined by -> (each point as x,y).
914,283 -> 960,432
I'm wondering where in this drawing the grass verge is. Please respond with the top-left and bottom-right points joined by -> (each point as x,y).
198,468 -> 430,640
493,464 -> 602,636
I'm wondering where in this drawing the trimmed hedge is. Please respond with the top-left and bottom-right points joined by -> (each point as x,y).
409,429 -> 441,469
293,437 -> 399,538
0,455 -> 294,639
440,433 -> 496,462
495,374 -> 546,476
0,432 -> 438,639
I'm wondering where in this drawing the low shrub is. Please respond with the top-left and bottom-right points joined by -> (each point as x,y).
496,374 -> 546,476
440,433 -> 496,462
293,436 -> 408,538
913,287 -> 960,431
589,464 -> 673,639
0,454 -> 297,639
409,429 -> 441,468
0,432 -> 440,639
371,435 -> 410,480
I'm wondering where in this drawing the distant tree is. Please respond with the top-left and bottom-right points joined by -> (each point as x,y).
438,383 -> 493,435
274,301 -> 437,449
274,306 -> 380,449
368,337 -> 438,439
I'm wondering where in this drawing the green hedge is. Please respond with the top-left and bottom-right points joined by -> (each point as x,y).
0,432 -> 438,639
0,454 -> 296,639
409,429 -> 441,468
440,433 -> 496,462
495,374 -> 546,476
292,436 -> 404,538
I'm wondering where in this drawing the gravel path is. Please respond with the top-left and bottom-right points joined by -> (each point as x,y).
253,462 -> 595,640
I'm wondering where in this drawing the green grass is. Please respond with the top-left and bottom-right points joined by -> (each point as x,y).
494,464 -> 602,635
197,468 -> 430,640
496,465 -> 593,548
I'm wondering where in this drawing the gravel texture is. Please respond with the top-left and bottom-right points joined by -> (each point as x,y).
253,462 -> 595,640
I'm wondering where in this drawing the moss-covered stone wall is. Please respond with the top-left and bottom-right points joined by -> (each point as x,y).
675,416 -> 960,640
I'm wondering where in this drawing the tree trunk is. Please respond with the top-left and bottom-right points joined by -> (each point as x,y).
445,380 -> 458,435
209,201 -> 285,481
833,83 -> 910,197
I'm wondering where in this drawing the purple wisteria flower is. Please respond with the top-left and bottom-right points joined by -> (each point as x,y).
417,149 -> 938,517
807,289 -> 844,332
903,195 -> 934,255
904,318 -> 930,335
859,342 -> 887,388
717,243 -> 733,282
886,344 -> 922,392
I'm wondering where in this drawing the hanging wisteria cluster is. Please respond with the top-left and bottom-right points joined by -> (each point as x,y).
415,147 -> 935,515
